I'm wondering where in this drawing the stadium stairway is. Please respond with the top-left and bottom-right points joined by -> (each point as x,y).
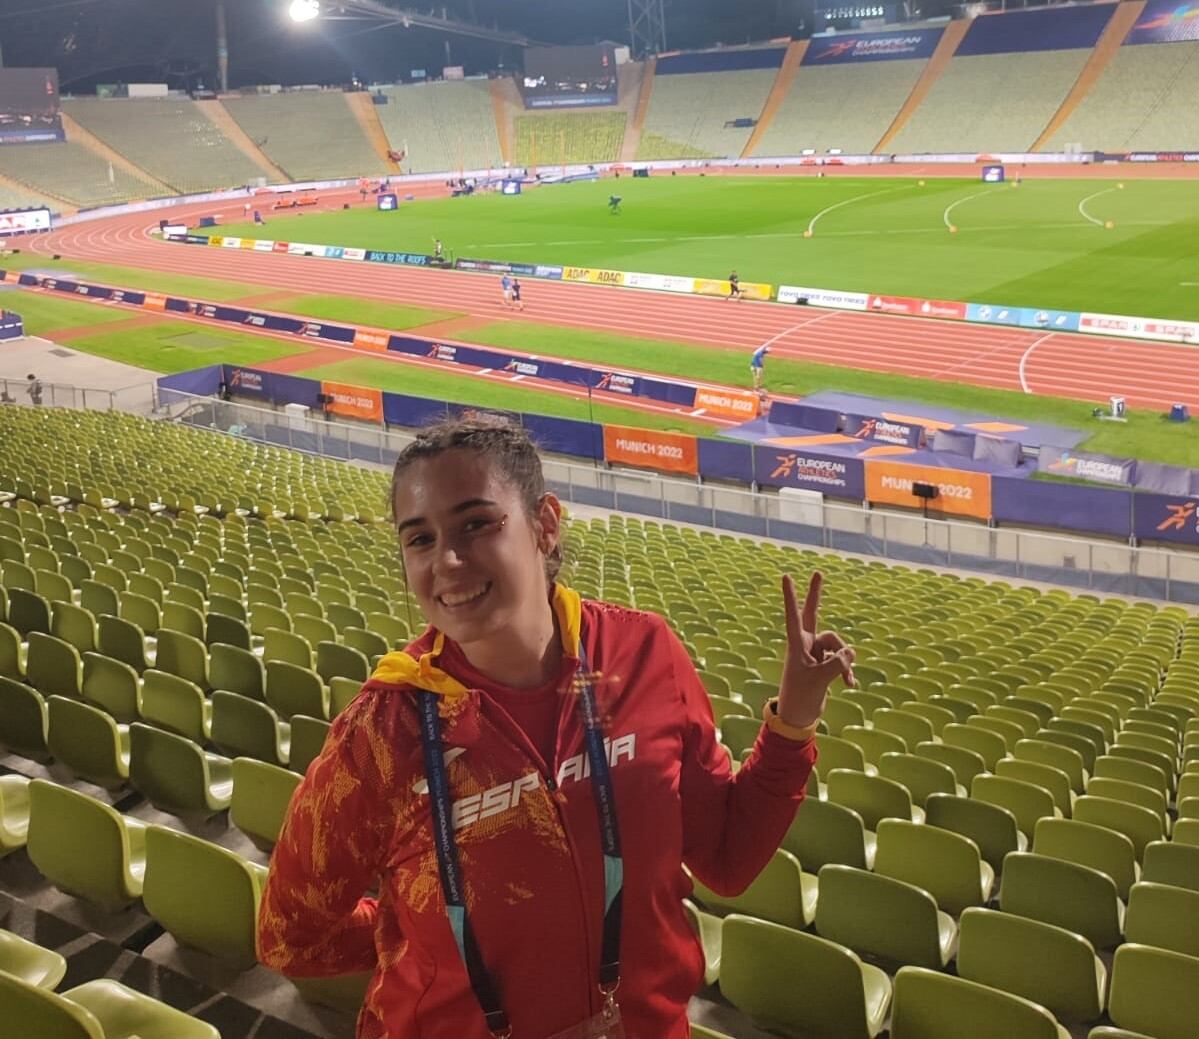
489,77 -> 521,168
197,100 -> 289,183
874,18 -> 969,154
57,111 -> 173,198
620,56 -> 657,162
344,91 -> 402,176
1032,0 -> 1145,152
741,40 -> 808,158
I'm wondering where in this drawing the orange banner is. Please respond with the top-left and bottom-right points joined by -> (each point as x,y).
352,329 -> 390,352
322,381 -> 383,423
694,386 -> 760,421
603,425 -> 698,476
864,461 -> 992,520
143,293 -> 167,311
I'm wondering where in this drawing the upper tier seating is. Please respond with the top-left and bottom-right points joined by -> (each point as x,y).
0,141 -> 161,208
889,51 -> 1092,154
636,70 -> 778,159
374,81 -> 503,174
513,111 -> 628,165
63,99 -> 265,194
755,61 -> 926,157
1044,41 -> 1199,152
222,92 -> 388,181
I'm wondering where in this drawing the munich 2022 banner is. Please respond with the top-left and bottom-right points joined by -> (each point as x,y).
321,382 -> 383,422
1126,0 -> 1199,44
863,461 -> 992,520
603,425 -> 698,476
803,28 -> 943,64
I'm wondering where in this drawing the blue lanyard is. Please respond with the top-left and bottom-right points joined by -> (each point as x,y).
417,644 -> 624,1037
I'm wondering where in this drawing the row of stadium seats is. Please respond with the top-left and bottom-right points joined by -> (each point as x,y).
513,111 -> 629,166
637,69 -> 779,160
374,81 -> 504,174
63,99 -> 265,195
0,140 -> 162,208
4,404 -> 1199,1038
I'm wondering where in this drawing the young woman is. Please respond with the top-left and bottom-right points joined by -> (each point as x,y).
258,416 -> 854,1039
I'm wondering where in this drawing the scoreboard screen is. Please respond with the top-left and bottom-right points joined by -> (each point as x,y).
0,207 -> 52,236
521,45 -> 618,109
0,69 -> 64,145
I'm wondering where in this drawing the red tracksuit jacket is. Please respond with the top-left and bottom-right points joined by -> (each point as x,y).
257,593 -> 816,1038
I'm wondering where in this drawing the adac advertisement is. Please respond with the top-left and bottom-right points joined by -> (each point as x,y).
803,28 -> 943,64
1125,0 -> 1199,44
864,460 -> 992,520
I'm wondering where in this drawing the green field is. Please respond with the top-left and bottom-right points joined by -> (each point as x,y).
210,175 -> 1199,321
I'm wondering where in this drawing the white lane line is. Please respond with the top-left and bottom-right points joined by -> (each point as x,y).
942,189 -> 995,231
806,186 -> 911,236
756,311 -> 844,352
1018,332 -> 1053,394
1078,188 -> 1118,227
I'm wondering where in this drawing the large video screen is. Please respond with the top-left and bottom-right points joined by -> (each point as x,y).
521,45 -> 618,109
0,69 -> 64,145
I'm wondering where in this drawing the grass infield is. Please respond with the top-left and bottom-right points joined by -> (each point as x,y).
210,175 -> 1199,321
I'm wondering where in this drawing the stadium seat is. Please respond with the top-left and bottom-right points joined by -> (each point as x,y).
1073,795 -> 1164,861
210,690 -> 290,767
1107,943 -> 1199,1039
690,848 -> 817,931
208,642 -> 265,702
0,776 -> 31,857
0,675 -> 49,761
1122,881 -> 1199,958
0,929 -> 66,989
826,770 -> 923,830
1142,840 -> 1199,893
720,915 -> 890,1039
873,819 -> 993,915
783,796 -> 875,871
26,780 -> 145,911
1033,817 -> 1139,901
229,757 -> 300,851
128,724 -> 232,818
142,826 -> 266,970
265,660 -> 329,721
683,898 -> 722,986
999,852 -> 1123,950
956,907 -> 1105,1024
25,632 -> 82,699
814,864 -> 955,970
889,966 -> 1071,1039
47,696 -> 130,789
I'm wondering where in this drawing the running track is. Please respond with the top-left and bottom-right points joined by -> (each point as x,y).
24,187 -> 1199,414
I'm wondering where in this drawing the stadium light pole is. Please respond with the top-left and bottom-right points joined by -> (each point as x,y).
627,0 -> 666,59
215,0 -> 229,93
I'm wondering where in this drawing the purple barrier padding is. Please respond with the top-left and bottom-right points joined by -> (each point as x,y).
803,28 -> 943,65
262,313 -> 306,335
767,401 -> 840,432
16,273 -> 38,287
640,377 -> 698,408
382,391 -> 451,428
265,372 -> 322,409
1134,492 -> 1199,545
699,438 -> 754,482
1135,461 -> 1194,496
657,48 -> 786,74
156,365 -> 223,398
754,447 -> 865,500
992,476 -> 1133,537
1192,471 -> 1199,497
957,4 -> 1113,54
843,413 -> 923,448
224,365 -> 271,401
527,359 -> 593,386
590,370 -> 644,397
164,297 -> 191,313
309,322 -> 355,344
973,435 -> 1021,469
1126,0 -> 1199,44
107,289 -> 145,306
1039,445 -> 1135,487
0,313 -> 23,340
521,414 -> 602,460
45,280 -> 113,302
932,429 -> 976,458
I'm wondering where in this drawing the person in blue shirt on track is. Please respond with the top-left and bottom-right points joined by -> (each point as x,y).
500,273 -> 514,309
750,344 -> 769,390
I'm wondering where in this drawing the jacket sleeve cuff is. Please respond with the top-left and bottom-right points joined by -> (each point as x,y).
762,697 -> 820,743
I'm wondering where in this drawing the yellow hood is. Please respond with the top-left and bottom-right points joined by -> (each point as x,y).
368,583 -> 582,700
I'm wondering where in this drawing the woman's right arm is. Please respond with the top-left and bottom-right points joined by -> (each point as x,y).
257,700 -> 393,976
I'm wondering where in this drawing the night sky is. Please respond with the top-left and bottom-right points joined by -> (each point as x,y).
0,0 -> 820,92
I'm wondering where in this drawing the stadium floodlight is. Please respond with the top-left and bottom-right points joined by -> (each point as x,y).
289,0 -> 321,22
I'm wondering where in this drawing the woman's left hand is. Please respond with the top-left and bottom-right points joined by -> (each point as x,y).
776,571 -> 856,729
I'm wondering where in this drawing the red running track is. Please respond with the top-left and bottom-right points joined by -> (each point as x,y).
25,189 -> 1199,413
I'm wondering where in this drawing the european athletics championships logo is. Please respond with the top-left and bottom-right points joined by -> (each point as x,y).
1130,0 -> 1199,42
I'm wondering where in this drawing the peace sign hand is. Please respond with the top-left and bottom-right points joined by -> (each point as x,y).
776,572 -> 855,729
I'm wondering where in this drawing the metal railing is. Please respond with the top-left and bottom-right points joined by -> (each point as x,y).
0,375 -> 160,415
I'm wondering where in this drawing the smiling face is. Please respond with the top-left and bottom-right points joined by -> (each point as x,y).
394,448 -> 562,649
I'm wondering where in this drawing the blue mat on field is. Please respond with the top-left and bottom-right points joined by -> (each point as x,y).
783,391 -> 1086,450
